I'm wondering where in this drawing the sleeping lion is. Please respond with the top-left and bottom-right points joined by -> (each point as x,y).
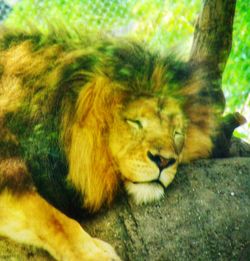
0,27 -> 243,260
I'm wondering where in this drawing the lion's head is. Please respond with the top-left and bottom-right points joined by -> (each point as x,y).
56,40 -> 216,212
109,96 -> 185,205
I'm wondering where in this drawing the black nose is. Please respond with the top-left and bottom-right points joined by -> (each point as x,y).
147,151 -> 176,171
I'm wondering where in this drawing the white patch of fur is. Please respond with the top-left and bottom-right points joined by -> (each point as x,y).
159,169 -> 176,187
124,181 -> 164,205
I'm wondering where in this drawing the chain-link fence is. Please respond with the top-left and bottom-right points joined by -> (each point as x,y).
1,0 -> 200,52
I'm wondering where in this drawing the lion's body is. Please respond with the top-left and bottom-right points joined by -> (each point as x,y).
0,27 -> 218,260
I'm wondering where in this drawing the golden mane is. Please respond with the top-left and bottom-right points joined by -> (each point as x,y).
66,77 -> 122,212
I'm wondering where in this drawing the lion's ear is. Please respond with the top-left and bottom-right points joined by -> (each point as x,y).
67,77 -> 121,212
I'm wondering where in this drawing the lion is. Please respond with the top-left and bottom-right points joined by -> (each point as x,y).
0,26 -> 244,260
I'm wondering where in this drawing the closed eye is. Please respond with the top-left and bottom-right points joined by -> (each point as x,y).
174,130 -> 184,154
126,119 -> 143,129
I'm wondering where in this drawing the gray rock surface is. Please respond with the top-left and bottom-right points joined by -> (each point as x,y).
0,150 -> 250,261
85,157 -> 250,261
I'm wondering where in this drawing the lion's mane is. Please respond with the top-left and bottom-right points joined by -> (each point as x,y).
0,28 -> 217,213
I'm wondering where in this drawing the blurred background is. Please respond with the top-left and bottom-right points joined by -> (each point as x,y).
0,0 -> 249,142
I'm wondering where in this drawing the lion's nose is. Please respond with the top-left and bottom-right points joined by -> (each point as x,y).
147,151 -> 176,171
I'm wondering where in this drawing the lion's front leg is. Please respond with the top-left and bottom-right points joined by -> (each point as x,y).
0,190 -> 121,261
0,158 -> 120,261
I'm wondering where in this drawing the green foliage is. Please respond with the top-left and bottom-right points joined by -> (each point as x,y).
5,0 -> 249,140
222,0 -> 250,140
223,0 -> 250,110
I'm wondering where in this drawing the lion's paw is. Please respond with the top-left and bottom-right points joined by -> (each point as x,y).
89,238 -> 121,261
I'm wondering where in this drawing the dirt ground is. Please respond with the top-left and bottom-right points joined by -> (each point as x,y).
0,139 -> 250,261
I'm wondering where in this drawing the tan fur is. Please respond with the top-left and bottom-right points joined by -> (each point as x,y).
66,78 -> 122,211
0,190 -> 118,260
0,76 -> 25,116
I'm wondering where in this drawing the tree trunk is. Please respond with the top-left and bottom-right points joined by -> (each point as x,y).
1,1 -> 249,261
189,0 -> 245,157
190,0 -> 236,113
190,0 -> 236,73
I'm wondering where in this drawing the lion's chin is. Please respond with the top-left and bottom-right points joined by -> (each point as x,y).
124,181 -> 165,205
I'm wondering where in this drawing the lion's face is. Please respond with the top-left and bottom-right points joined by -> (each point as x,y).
109,96 -> 186,204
